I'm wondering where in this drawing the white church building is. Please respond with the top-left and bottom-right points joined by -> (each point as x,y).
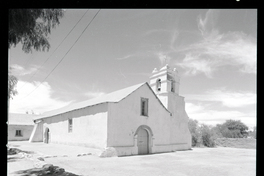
29,65 -> 192,156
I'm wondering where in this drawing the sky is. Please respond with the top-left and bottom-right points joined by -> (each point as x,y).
9,9 -> 257,129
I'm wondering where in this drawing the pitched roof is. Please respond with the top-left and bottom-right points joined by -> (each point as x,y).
8,113 -> 37,125
34,82 -> 146,120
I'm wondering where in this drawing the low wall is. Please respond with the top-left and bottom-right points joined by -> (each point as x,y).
8,125 -> 34,141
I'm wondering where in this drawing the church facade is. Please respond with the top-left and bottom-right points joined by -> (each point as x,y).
29,65 -> 192,156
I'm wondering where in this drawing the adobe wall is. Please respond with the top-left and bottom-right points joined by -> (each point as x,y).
168,94 -> 192,148
8,125 -> 34,141
107,84 -> 189,156
30,103 -> 108,149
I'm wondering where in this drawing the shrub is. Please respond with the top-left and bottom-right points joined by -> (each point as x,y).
188,119 -> 200,147
216,120 -> 249,138
200,124 -> 216,147
247,126 -> 256,139
188,119 -> 217,147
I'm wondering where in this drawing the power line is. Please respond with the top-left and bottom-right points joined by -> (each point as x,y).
19,9 -> 101,100
19,9 -> 89,90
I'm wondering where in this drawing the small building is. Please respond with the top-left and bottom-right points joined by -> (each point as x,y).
8,113 -> 36,141
29,65 -> 192,156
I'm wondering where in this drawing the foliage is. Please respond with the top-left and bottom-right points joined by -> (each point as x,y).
9,9 -> 64,53
211,125 -> 223,138
248,126 -> 256,139
188,119 -> 216,147
199,124 -> 216,147
8,68 -> 18,99
188,118 -> 200,147
188,118 -> 252,148
216,120 -> 249,138
8,9 -> 64,100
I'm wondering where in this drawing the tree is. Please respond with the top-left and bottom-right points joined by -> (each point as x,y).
216,120 -> 249,138
248,126 -> 256,139
9,9 -> 64,53
189,119 -> 217,147
8,68 -> 18,99
253,126 -> 257,139
188,118 -> 201,147
8,9 -> 64,99
199,124 -> 216,147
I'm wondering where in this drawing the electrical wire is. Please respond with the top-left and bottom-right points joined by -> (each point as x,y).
19,9 -> 101,100
19,9 -> 89,90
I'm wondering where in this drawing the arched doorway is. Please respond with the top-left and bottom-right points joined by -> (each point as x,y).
135,125 -> 153,155
44,128 -> 50,144
137,128 -> 149,154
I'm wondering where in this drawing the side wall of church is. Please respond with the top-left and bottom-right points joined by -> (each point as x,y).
30,103 -> 108,149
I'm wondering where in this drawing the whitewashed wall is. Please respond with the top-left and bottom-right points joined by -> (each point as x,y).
107,84 -> 190,156
30,103 -> 108,149
8,125 -> 34,141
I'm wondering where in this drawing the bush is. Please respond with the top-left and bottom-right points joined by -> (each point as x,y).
216,120 -> 249,138
188,119 -> 200,147
247,126 -> 256,139
188,119 -> 251,147
200,124 -> 216,147
188,119 -> 217,147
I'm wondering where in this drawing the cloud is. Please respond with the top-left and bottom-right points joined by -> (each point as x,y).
170,30 -> 179,50
168,9 -> 256,77
176,29 -> 256,77
9,80 -> 72,114
116,54 -> 134,60
184,87 -> 256,128
114,10 -> 256,77
84,91 -> 105,99
10,64 -> 40,76
186,88 -> 256,108
185,102 -> 256,128
178,54 -> 216,78
156,52 -> 171,65
197,9 -> 219,37
144,29 -> 172,36
205,89 -> 256,108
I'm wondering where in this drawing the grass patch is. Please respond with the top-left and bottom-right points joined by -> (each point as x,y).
215,138 -> 256,149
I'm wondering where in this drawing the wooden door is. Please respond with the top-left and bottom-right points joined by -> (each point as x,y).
47,129 -> 50,143
137,129 -> 149,155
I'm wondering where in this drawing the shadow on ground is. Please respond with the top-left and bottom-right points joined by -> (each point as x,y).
7,156 -> 23,163
13,167 -> 79,176
8,147 -> 35,155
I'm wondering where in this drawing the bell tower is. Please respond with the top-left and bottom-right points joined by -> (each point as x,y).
149,64 -> 180,111
149,64 -> 191,149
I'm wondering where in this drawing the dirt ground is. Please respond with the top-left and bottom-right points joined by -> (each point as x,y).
7,141 -> 256,176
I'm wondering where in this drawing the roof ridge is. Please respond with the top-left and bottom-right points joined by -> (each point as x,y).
34,82 -> 147,120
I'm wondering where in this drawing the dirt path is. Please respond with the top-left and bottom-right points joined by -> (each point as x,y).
7,142 -> 256,176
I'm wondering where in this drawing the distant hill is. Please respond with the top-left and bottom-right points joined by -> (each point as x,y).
215,138 -> 256,149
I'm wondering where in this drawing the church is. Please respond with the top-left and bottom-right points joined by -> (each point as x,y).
29,65 -> 192,156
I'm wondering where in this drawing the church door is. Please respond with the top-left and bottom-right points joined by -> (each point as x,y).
44,128 -> 50,144
137,129 -> 149,155
47,128 -> 50,143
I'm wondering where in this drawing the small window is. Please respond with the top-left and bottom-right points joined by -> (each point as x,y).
156,79 -> 161,92
15,130 -> 22,137
171,82 -> 175,92
68,119 -> 73,133
141,98 -> 148,116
